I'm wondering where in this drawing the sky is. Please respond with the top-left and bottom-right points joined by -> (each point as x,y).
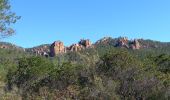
1,0 -> 170,48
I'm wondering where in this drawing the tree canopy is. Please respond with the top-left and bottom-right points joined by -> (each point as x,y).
0,0 -> 20,38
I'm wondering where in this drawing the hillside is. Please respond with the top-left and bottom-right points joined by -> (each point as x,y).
0,37 -> 169,99
33,37 -> 170,57
0,42 -> 28,59
1,37 -> 170,56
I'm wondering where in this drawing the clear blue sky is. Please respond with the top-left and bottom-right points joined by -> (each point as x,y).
2,0 -> 170,48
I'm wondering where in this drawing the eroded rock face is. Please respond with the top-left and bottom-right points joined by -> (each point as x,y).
68,39 -> 92,52
96,37 -> 111,44
69,44 -> 84,52
50,41 -> 66,56
116,37 -> 141,49
49,38 -> 140,57
79,39 -> 92,48
130,39 -> 140,49
31,47 -> 49,56
116,37 -> 129,48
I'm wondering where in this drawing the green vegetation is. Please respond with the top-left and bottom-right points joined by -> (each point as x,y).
0,0 -> 169,99
0,0 -> 20,38
0,43 -> 169,100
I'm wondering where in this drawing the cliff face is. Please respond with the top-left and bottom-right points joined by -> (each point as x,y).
69,44 -> 84,52
49,39 -> 93,57
50,41 -> 66,57
30,45 -> 49,56
115,37 -> 141,49
25,44 -> 50,57
79,39 -> 92,48
116,37 -> 129,48
130,39 -> 140,49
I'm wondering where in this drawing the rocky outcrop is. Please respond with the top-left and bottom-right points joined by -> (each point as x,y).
116,37 -> 129,48
44,37 -> 141,57
31,46 -> 49,56
69,44 -> 84,52
95,37 -> 112,45
116,37 -> 141,49
49,39 -> 93,56
130,39 -> 140,49
68,39 -> 92,52
50,41 -> 66,56
79,39 -> 92,48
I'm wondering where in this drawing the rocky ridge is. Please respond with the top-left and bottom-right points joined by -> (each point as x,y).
2,36 -> 168,57
26,44 -> 50,57
50,39 -> 93,56
48,37 -> 141,57
115,37 -> 140,49
95,37 -> 141,49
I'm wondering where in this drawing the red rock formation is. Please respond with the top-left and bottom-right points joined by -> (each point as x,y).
79,39 -> 92,48
49,39 -> 93,56
69,44 -> 84,52
50,41 -> 66,56
116,37 -> 141,50
29,45 -> 50,56
130,39 -> 140,49
117,37 -> 129,48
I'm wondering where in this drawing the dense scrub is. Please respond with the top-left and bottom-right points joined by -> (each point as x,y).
0,45 -> 170,99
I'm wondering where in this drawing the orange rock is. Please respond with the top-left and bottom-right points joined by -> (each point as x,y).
130,39 -> 140,49
50,41 -> 66,56
69,44 -> 84,52
50,39 -> 93,56
79,39 -> 92,48
117,37 -> 129,48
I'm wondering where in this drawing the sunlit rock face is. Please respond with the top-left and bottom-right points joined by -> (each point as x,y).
31,46 -> 49,56
49,40 -> 92,57
116,37 -> 141,49
130,39 -> 141,49
49,38 -> 141,57
116,37 -> 129,48
68,39 -> 92,52
69,44 -> 84,52
78,39 -> 92,48
50,41 -> 66,57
